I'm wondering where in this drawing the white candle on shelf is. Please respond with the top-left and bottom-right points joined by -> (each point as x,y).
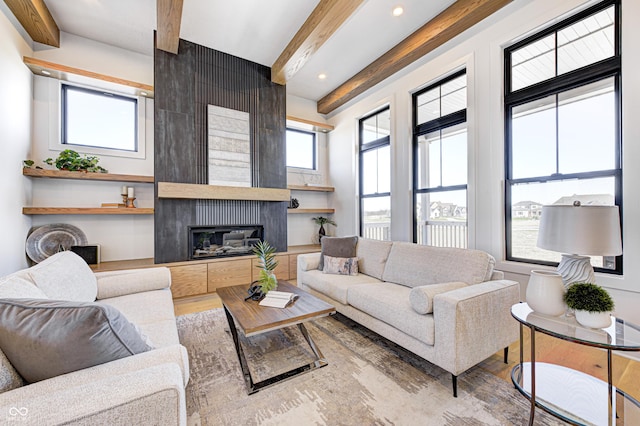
127,187 -> 135,198
121,185 -> 128,195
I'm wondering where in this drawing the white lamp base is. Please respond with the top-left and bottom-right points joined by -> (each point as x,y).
557,254 -> 595,288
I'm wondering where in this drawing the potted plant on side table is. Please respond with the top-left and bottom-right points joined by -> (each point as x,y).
564,282 -> 615,328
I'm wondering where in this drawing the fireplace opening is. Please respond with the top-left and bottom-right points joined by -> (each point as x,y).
188,225 -> 263,260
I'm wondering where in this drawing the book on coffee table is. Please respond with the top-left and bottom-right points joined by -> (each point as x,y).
259,290 -> 299,308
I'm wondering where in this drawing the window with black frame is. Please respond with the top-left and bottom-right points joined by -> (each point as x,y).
412,70 -> 467,248
359,107 -> 391,240
61,83 -> 138,152
286,128 -> 316,170
504,0 -> 622,274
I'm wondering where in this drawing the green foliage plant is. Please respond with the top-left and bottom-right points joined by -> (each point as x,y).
311,216 -> 337,227
563,282 -> 615,313
44,149 -> 108,173
252,240 -> 279,293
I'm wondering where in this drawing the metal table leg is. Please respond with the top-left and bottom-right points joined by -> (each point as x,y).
529,325 -> 536,426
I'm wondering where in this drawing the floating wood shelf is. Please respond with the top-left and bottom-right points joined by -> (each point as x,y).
23,207 -> 154,215
23,168 -> 154,183
287,184 -> 335,192
287,208 -> 335,214
158,182 -> 290,201
286,115 -> 334,132
23,56 -> 154,98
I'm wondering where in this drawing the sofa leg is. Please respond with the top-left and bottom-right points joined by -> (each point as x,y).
504,347 -> 509,364
451,374 -> 458,398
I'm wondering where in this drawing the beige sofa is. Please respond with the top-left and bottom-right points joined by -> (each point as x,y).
297,237 -> 519,397
0,251 -> 189,425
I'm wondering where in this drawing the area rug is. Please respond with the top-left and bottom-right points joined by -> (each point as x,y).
177,309 -> 563,425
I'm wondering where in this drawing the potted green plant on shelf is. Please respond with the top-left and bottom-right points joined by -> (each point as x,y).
44,149 -> 108,173
252,240 -> 279,294
311,216 -> 336,241
563,282 -> 615,328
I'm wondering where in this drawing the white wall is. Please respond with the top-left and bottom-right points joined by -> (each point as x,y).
286,95 -> 333,245
28,32 -> 154,262
0,5 -> 33,275
325,0 -> 640,323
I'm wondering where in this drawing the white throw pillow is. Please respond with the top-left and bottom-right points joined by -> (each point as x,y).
28,251 -> 97,302
409,281 -> 468,314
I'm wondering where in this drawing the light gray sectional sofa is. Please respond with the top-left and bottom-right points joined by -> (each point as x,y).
0,251 -> 189,425
297,237 -> 519,396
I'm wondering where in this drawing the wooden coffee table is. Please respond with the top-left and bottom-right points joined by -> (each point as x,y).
217,280 -> 336,394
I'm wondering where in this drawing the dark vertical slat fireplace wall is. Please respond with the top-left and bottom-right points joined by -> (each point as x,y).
154,39 -> 287,263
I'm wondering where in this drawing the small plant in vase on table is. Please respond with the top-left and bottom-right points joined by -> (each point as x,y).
246,241 -> 279,301
563,282 -> 615,328
311,216 -> 336,241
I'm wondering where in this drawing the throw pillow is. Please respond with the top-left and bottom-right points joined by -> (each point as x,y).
0,298 -> 153,383
409,281 -> 469,314
318,236 -> 358,271
28,251 -> 97,302
323,256 -> 359,276
0,274 -> 48,299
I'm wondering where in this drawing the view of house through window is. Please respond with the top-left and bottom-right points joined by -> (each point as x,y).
62,83 -> 138,152
286,128 -> 316,169
505,0 -> 621,273
359,107 -> 391,240
413,70 -> 467,248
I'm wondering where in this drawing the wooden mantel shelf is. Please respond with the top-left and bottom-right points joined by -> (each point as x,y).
23,207 -> 154,215
23,167 -> 154,183
157,182 -> 290,202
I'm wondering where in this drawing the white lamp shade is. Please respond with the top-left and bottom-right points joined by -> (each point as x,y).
537,205 -> 622,256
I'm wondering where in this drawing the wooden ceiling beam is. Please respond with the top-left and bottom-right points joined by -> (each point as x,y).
271,0 -> 364,86
156,0 -> 184,54
3,0 -> 59,47
317,0 -> 513,114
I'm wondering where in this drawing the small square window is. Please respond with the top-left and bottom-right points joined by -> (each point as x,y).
61,84 -> 138,152
286,128 -> 316,170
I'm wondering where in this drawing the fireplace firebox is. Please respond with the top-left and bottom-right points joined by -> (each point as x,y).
188,225 -> 263,260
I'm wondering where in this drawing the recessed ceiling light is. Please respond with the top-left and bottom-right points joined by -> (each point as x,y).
318,73 -> 327,80
41,70 -> 51,76
392,6 -> 404,16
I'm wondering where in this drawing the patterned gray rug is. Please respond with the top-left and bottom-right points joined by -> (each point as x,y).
177,309 -> 564,425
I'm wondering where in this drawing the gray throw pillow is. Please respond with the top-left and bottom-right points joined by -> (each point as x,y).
0,298 -> 153,383
318,236 -> 358,271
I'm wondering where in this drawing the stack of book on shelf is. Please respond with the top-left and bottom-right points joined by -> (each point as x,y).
259,291 -> 299,308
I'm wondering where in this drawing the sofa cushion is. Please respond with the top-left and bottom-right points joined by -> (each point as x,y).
99,289 -> 179,348
382,243 -> 495,288
409,282 -> 468,314
323,255 -> 359,276
318,236 -> 358,271
28,251 -> 97,302
0,348 -> 23,393
356,238 -> 393,280
348,282 -> 435,345
302,269 -> 381,305
0,298 -> 153,383
0,273 -> 48,299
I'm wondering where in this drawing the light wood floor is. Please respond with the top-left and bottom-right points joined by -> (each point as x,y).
174,294 -> 640,402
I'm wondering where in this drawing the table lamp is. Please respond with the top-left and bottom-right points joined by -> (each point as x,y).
537,202 -> 622,287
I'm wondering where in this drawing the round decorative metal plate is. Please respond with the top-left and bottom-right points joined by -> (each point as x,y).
26,223 -> 88,263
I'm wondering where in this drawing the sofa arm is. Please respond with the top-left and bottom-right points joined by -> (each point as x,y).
432,280 -> 520,376
0,363 -> 185,425
298,253 -> 320,272
95,267 -> 171,299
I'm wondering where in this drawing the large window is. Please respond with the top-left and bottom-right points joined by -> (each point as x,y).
504,0 -> 621,273
359,107 -> 391,240
413,70 -> 467,248
61,83 -> 138,152
286,128 -> 316,169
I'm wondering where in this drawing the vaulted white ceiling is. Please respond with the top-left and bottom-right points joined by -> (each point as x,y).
42,0 -> 458,102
